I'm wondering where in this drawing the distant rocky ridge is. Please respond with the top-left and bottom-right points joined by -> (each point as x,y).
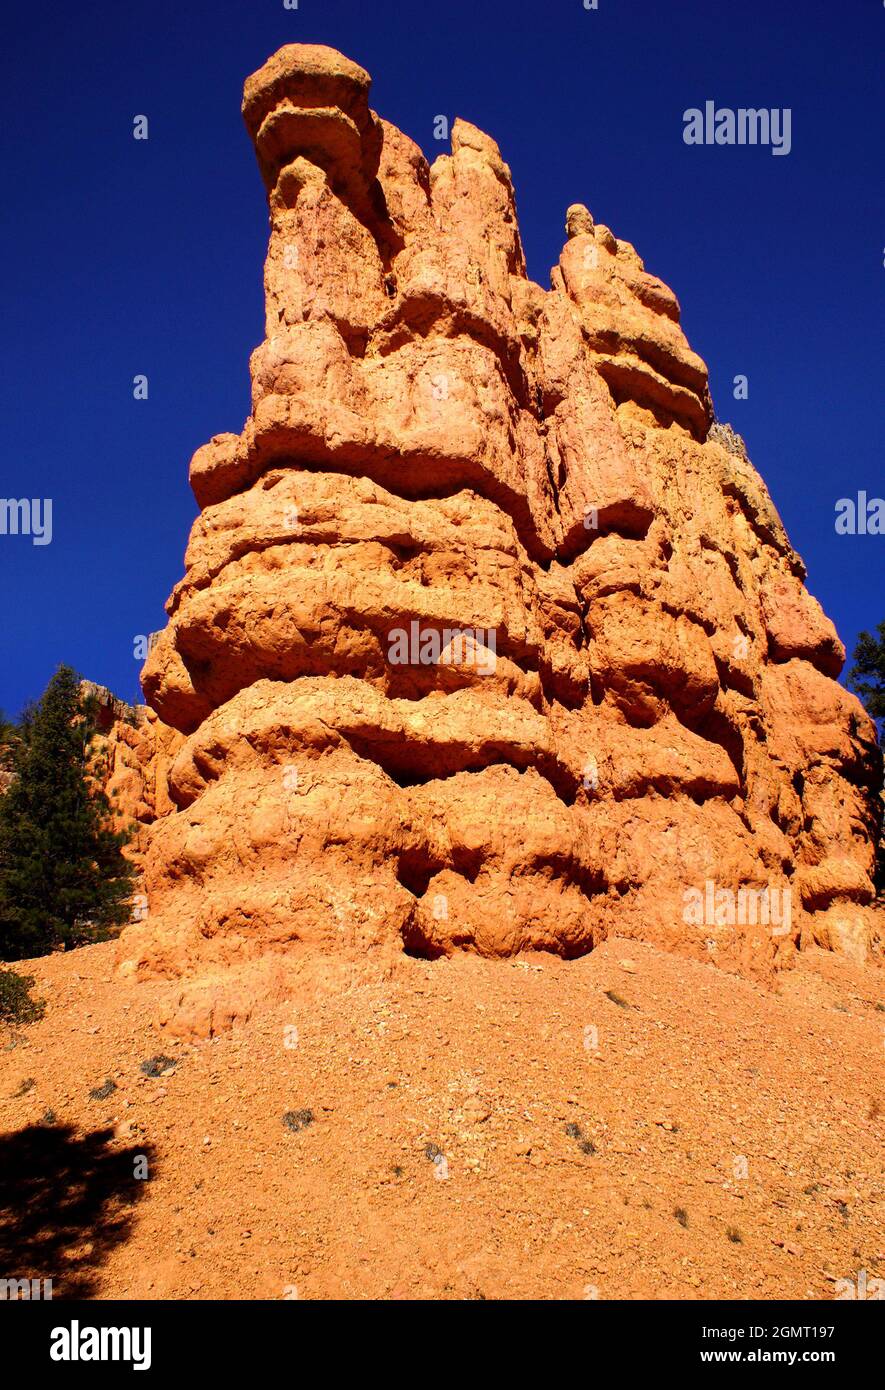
78,683 -> 183,863
112,44 -> 880,993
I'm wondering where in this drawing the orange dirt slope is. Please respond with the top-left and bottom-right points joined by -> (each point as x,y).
2,935 -> 882,1301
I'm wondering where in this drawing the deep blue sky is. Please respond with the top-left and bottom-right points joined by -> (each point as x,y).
1,0 -> 881,716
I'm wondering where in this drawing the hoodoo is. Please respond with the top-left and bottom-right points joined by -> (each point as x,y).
119,44 -> 881,988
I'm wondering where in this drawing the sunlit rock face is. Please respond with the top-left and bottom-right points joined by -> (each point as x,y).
79,682 -> 184,870
119,44 -> 881,982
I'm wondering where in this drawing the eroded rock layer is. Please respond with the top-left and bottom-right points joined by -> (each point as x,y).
120,45 -> 881,981
81,682 -> 184,866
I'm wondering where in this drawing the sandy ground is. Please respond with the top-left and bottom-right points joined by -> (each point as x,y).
1,937 -> 882,1301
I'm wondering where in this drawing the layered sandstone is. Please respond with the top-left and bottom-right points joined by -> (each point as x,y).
82,682 -> 184,864
119,45 -> 881,986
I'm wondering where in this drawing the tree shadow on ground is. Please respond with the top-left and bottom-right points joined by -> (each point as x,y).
0,1124 -> 155,1297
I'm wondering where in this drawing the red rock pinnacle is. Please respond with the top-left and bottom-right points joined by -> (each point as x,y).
119,45 -> 881,991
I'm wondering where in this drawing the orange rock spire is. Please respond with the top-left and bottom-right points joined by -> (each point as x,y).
119,44 -> 880,986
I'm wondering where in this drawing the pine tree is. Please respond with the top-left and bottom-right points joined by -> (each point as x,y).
849,622 -> 885,894
849,620 -> 885,726
0,666 -> 136,961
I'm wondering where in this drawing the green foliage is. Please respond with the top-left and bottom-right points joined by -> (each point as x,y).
0,968 -> 45,1024
0,666 -> 136,962
849,621 -> 885,725
849,622 -> 885,893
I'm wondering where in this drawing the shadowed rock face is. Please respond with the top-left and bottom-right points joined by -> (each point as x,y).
120,44 -> 881,982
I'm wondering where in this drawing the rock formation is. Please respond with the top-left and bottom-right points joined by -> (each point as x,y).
81,683 -> 183,864
119,44 -> 881,986
0,681 -> 180,867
